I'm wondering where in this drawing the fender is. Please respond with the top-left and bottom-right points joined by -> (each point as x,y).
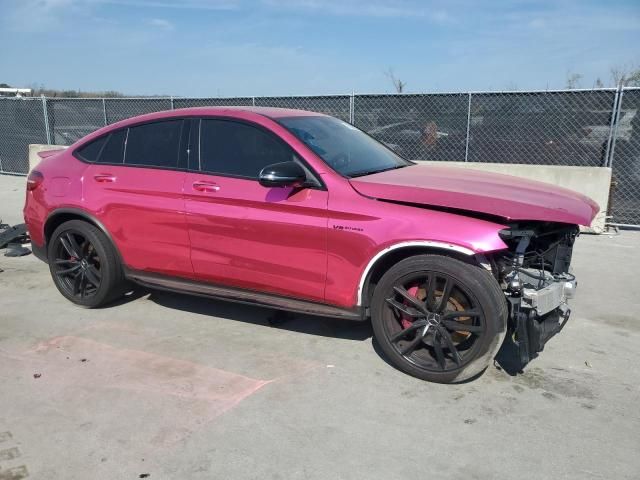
356,240 -> 476,306
44,207 -> 124,265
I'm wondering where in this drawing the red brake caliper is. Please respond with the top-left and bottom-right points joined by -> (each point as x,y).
401,285 -> 420,329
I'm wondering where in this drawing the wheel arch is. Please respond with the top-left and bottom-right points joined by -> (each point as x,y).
44,208 -> 124,264
357,241 -> 485,308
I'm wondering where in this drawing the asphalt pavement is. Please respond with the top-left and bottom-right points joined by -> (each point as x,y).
1,174 -> 639,479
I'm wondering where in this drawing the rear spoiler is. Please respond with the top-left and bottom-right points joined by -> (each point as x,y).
37,147 -> 67,159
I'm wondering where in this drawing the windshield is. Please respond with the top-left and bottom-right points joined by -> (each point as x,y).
277,116 -> 412,177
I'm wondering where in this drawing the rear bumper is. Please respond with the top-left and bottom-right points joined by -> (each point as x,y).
31,240 -> 48,263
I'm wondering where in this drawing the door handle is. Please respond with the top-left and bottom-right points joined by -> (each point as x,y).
192,181 -> 220,193
94,174 -> 116,183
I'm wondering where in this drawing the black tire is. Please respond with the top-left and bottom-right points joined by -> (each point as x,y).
371,254 -> 507,383
48,219 -> 126,308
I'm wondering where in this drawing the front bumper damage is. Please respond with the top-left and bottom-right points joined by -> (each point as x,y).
509,270 -> 575,366
497,225 -> 579,367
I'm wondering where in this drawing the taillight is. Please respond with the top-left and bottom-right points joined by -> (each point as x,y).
26,170 -> 44,191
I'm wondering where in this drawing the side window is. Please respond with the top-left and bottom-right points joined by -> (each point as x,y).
200,119 -> 293,178
98,130 -> 126,164
76,136 -> 107,162
125,120 -> 183,168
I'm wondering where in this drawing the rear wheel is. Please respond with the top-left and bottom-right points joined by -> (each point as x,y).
371,254 -> 507,383
48,220 -> 126,308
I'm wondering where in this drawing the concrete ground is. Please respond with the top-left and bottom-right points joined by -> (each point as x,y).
1,174 -> 639,480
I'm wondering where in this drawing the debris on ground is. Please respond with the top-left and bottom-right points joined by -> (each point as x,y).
0,221 -> 30,249
33,373 -> 41,379
4,242 -> 31,257
139,474 -> 150,478
0,221 -> 31,260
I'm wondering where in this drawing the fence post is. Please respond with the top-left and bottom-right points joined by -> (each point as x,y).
102,98 -> 108,126
349,91 -> 355,124
608,87 -> 625,168
604,87 -> 621,167
252,96 -> 256,107
464,92 -> 472,162
170,96 -> 174,110
41,95 -> 52,145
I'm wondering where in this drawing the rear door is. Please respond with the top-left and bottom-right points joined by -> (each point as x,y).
82,119 -> 193,277
184,118 -> 328,302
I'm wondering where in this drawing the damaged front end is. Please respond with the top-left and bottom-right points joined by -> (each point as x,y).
490,223 -> 579,367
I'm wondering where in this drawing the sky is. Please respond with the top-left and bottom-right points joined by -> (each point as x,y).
1,0 -> 639,97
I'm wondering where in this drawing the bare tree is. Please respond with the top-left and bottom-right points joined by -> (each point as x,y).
610,63 -> 640,87
384,68 -> 406,93
565,72 -> 583,89
594,77 -> 605,88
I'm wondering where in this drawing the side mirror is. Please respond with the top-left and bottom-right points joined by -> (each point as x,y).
259,161 -> 307,188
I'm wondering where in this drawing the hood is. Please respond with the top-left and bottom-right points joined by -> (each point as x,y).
349,164 -> 599,226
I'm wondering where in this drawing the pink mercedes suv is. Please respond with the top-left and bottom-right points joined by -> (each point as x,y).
24,107 -> 598,383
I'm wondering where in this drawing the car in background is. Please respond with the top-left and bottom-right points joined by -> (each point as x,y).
567,109 -> 636,147
24,107 -> 598,383
368,120 -> 466,160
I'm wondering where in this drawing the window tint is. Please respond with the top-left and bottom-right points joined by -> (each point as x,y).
77,136 -> 107,162
200,119 -> 293,178
125,120 -> 183,168
98,130 -> 126,164
278,116 -> 410,177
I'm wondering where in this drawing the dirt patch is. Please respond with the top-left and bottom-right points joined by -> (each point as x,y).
0,466 -> 29,480
593,314 -> 640,333
515,367 -> 596,400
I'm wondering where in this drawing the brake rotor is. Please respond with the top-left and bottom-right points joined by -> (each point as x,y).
401,285 -> 473,342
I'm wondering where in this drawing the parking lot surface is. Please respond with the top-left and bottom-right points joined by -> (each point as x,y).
1,175 -> 639,479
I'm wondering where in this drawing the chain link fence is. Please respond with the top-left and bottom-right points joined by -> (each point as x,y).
353,93 -> 469,162
0,89 -> 638,226
609,87 -> 640,226
255,95 -> 351,122
466,90 -> 618,166
0,98 -> 48,173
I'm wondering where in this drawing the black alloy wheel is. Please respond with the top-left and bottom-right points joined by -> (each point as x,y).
48,219 -> 126,308
371,255 -> 507,383
383,271 -> 485,372
52,229 -> 102,299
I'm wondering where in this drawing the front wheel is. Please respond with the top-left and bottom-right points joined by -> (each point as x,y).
371,254 -> 507,383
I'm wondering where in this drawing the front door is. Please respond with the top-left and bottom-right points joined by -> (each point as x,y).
185,118 -> 328,302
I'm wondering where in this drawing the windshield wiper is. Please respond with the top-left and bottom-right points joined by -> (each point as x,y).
348,164 -> 409,178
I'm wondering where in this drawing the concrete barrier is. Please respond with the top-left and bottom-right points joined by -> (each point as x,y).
28,144 -> 67,172
417,161 -> 611,233
26,144 -> 611,233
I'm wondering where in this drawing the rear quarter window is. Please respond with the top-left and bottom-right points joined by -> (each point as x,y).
76,136 -> 107,162
75,130 -> 126,164
98,130 -> 126,164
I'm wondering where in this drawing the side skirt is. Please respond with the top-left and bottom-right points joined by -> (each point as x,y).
125,269 -> 366,321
